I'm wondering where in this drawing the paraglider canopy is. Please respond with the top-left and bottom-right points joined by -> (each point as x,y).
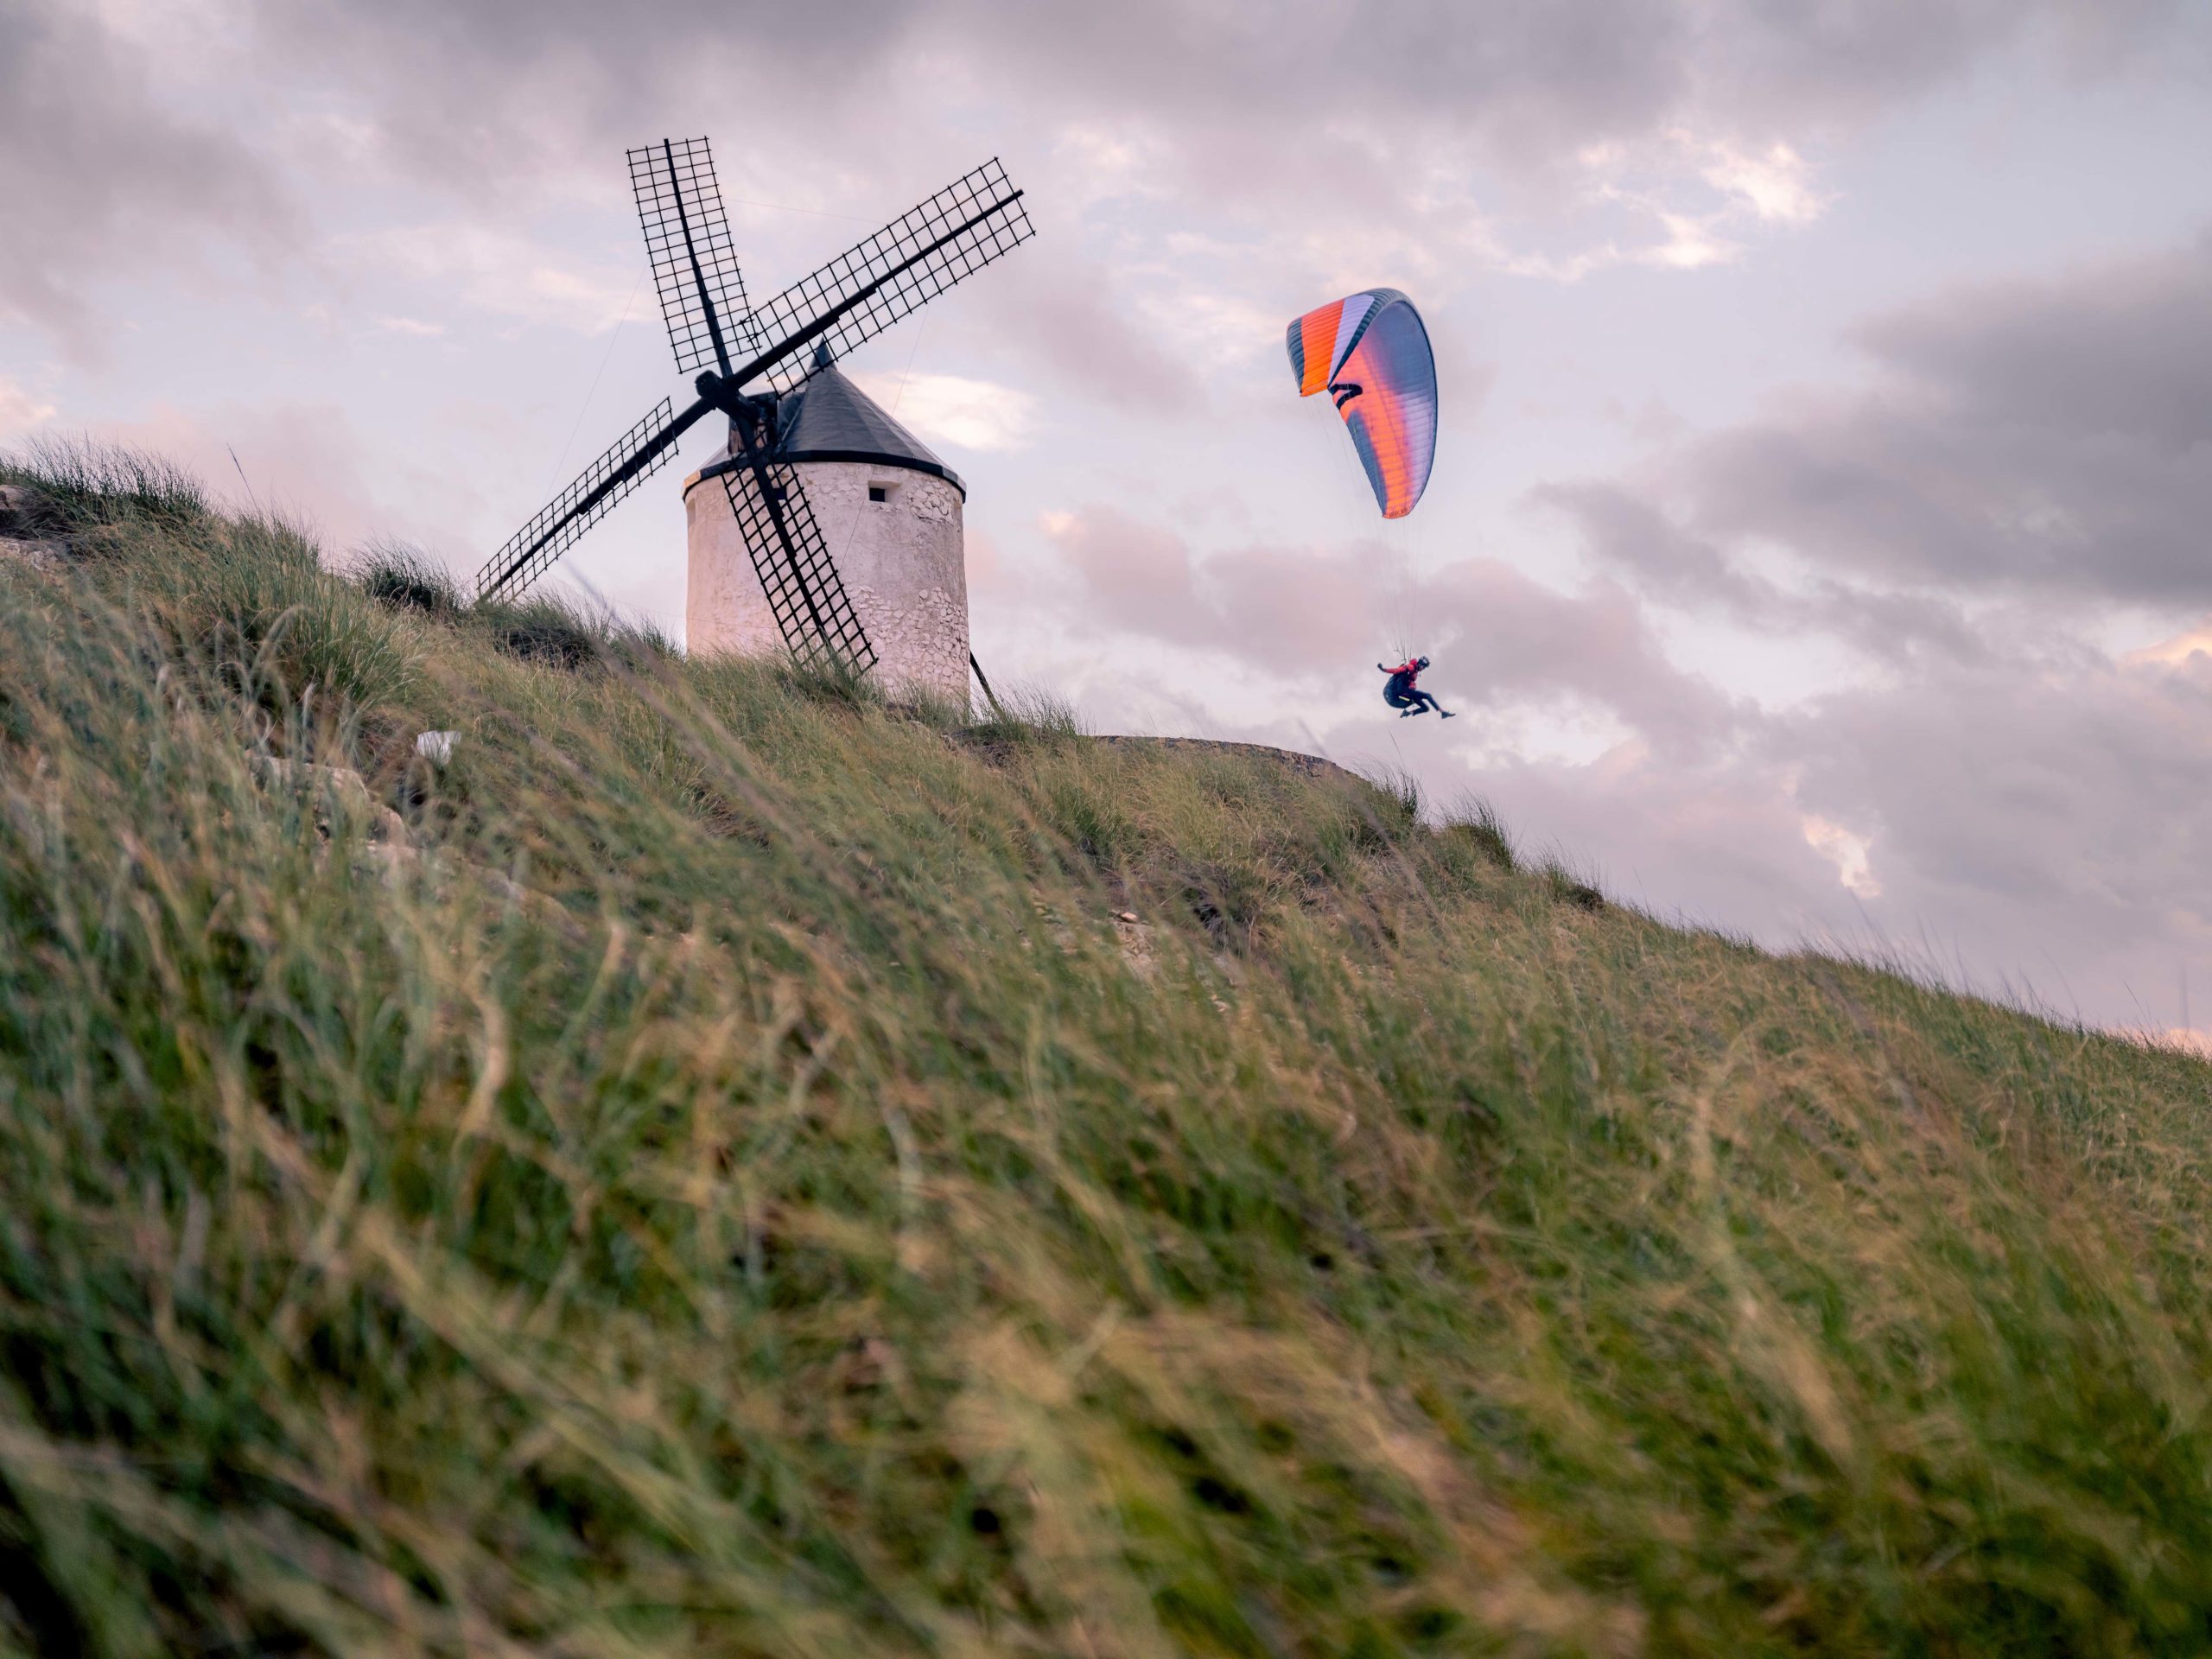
1285,288 -> 1437,519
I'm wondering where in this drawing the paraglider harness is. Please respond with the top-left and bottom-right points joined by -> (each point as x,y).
1380,657 -> 1450,718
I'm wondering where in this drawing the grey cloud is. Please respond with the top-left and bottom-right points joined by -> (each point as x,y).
252,0 -> 1681,177
1044,506 -> 1364,669
1540,232 -> 2212,641
955,253 -> 1195,415
1851,233 -> 2212,452
1750,649 -> 2212,1020
1683,234 -> 2212,606
0,4 -> 295,351
16,0 -> 2207,359
1048,506 -> 1214,647
1708,0 -> 2195,127
1535,480 -> 1776,615
248,2 -> 922,192
267,0 -> 2199,171
1536,479 -> 1993,665
1499,226 -> 2212,1028
232,1 -> 2212,238
1413,560 -> 1738,755
1783,655 -> 2212,925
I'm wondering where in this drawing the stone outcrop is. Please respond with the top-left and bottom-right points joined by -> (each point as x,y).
0,484 -> 69,568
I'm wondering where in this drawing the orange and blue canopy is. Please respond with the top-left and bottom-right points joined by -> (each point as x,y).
1286,287 -> 1437,519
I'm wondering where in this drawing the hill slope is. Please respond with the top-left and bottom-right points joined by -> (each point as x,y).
3,449 -> 2212,1656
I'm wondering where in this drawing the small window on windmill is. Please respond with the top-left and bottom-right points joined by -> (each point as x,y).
868,482 -> 892,504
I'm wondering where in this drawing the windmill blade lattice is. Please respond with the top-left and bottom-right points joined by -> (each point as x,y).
477,398 -> 680,601
719,461 -> 876,672
743,159 -> 1032,392
630,138 -> 752,375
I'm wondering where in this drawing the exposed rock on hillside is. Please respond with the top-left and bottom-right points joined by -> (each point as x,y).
0,484 -> 68,567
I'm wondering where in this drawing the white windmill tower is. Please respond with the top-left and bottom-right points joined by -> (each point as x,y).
683,342 -> 971,702
480,139 -> 1031,707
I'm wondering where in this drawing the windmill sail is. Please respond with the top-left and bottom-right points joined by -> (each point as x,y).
630,137 -> 752,375
476,397 -> 690,601
741,159 -> 1032,393
718,457 -> 875,671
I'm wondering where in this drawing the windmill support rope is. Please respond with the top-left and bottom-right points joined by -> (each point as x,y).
969,651 -> 1003,716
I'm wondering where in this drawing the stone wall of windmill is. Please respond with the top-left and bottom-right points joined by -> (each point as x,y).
684,462 -> 969,703
683,360 -> 973,706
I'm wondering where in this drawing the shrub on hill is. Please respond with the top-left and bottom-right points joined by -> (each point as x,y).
353,537 -> 464,616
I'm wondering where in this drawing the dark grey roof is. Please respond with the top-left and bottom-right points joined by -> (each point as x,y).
736,351 -> 964,494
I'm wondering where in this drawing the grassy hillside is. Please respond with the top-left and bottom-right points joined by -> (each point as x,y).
4,446 -> 2212,1657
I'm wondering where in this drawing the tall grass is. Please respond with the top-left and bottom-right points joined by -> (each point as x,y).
958,681 -> 1085,747
0,434 -> 207,528
2,477 -> 2212,1654
1438,792 -> 1516,872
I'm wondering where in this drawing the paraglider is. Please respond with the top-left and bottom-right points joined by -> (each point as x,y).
1287,287 -> 1446,716
1379,656 -> 1452,719
1286,287 -> 1437,519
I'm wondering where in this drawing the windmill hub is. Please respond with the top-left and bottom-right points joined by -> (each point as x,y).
685,358 -> 971,701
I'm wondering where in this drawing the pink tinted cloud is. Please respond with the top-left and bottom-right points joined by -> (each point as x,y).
105,402 -> 480,568
1044,504 -> 1738,752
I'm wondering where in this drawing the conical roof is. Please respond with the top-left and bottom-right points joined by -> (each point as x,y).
759,350 -> 964,495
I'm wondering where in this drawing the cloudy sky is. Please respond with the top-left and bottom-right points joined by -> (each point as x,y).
8,0 -> 2212,1034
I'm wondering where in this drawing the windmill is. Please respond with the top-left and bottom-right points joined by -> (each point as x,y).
479,138 -> 1033,682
